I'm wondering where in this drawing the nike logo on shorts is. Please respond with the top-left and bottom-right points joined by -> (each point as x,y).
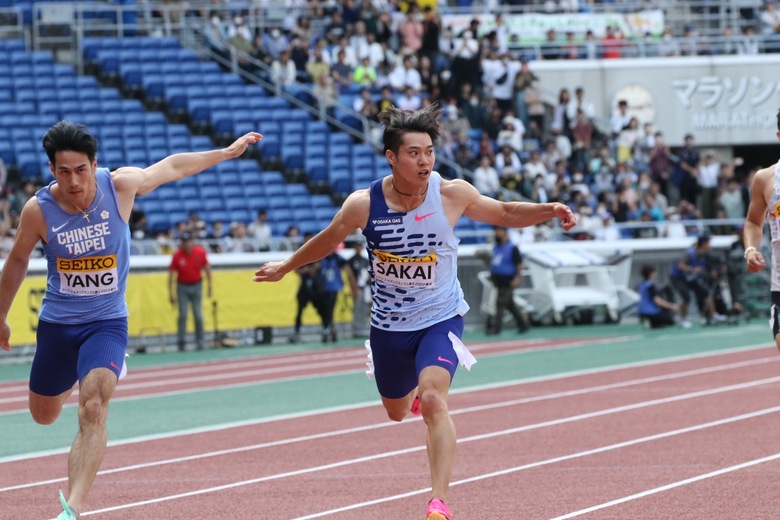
414,211 -> 436,222
110,361 -> 120,370
437,355 -> 455,367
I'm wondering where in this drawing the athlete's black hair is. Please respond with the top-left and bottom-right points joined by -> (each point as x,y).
42,120 -> 98,165
378,104 -> 442,155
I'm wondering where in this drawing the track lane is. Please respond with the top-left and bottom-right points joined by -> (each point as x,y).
4,345 -> 780,519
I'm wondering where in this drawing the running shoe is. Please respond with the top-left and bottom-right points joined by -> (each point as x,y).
57,490 -> 78,520
426,498 -> 451,520
711,313 -> 728,323
410,395 -> 421,416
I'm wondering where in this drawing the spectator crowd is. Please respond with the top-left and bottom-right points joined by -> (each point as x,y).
2,0 -> 776,256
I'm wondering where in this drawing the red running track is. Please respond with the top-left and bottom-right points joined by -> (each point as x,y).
3,344 -> 780,519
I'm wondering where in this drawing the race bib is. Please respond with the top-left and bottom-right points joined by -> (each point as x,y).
372,250 -> 436,288
57,254 -> 119,296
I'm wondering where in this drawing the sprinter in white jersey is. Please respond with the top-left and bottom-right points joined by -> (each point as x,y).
0,121 -> 261,520
744,108 -> 780,350
253,105 -> 576,520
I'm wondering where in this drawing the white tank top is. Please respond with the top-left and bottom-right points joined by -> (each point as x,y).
361,172 -> 470,331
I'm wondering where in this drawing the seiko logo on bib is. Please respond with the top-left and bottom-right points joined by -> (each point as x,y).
56,254 -> 119,296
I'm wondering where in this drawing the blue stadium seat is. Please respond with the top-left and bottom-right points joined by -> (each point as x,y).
146,213 -> 172,234
281,120 -> 306,136
243,184 -> 264,199
81,37 -> 108,63
196,172 -> 220,189
330,178 -> 351,196
204,210 -> 229,225
304,133 -> 328,149
16,151 -> 44,178
257,120 -> 281,138
221,185 -> 244,199
125,149 -> 148,165
147,146 -> 169,163
0,141 -> 14,164
225,198 -> 249,211
120,63 -> 143,90
353,170 -> 373,187
264,184 -> 286,199
267,197 -> 291,211
329,167 -> 351,185
352,156 -> 374,175
187,99 -> 210,125
237,160 -> 262,179
304,156 -> 328,182
203,197 -> 225,212
233,114 -> 256,137
96,49 -> 120,77
314,207 -> 338,222
182,199 -> 204,214
163,86 -> 188,113
210,109 -> 234,136
282,146 -> 304,170
286,183 -> 309,197
310,195 -> 334,208
199,185 -> 222,202
329,155 -> 351,171
228,209 -> 251,223
142,74 -> 165,102
262,170 -> 286,185
258,135 -> 280,159
190,136 -> 214,151
179,60 -> 201,76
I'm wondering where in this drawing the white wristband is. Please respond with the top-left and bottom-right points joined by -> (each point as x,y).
744,246 -> 758,259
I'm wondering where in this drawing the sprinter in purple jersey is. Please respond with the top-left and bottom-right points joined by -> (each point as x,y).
253,105 -> 575,520
0,121 -> 261,519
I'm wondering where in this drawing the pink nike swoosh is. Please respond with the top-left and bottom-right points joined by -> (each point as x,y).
110,361 -> 120,370
415,211 -> 436,222
437,355 -> 455,367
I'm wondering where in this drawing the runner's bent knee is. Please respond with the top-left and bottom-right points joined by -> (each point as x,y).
29,391 -> 71,425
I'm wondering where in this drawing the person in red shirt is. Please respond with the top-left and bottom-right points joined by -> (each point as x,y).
169,232 -> 212,351
601,24 -> 624,59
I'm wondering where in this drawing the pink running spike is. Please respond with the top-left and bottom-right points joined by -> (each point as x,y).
426,498 -> 451,520
410,396 -> 421,416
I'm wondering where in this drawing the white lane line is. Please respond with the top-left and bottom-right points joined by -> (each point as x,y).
13,370 -> 780,515
8,354 -> 775,491
550,452 -> 780,519
1,344 -> 775,463
0,336 -> 622,396
293,406 -> 780,519
0,357 -> 368,406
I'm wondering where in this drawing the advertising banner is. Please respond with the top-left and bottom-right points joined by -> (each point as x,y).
7,268 -> 353,346
530,55 -> 780,146
442,10 -> 665,42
